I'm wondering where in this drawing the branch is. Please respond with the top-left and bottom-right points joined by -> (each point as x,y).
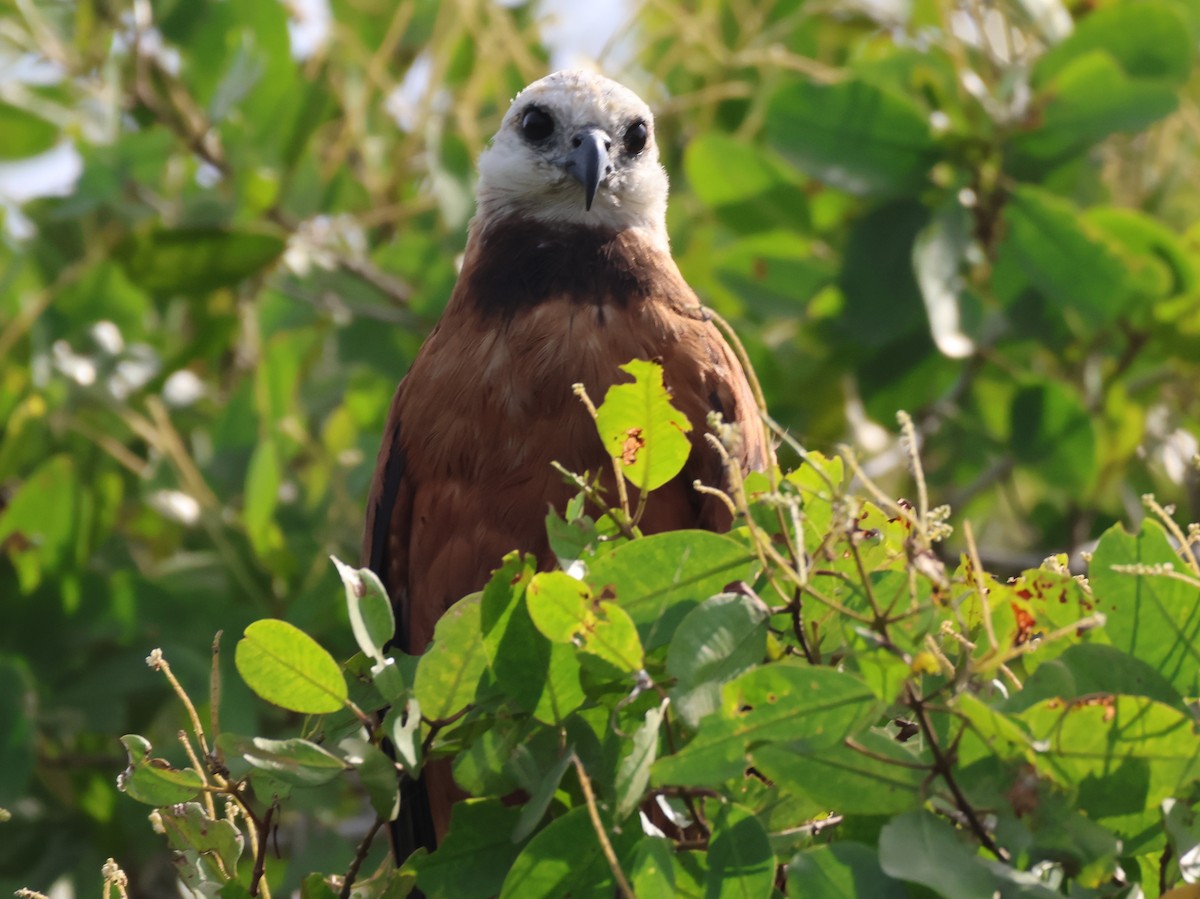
906,686 -> 1009,862
572,755 -> 635,899
340,815 -> 386,899
249,800 -> 278,898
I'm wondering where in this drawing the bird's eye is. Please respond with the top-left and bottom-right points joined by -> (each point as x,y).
623,119 -> 648,155
520,107 -> 555,142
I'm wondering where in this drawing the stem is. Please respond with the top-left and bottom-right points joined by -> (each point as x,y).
341,816 -> 386,899
177,730 -> 217,822
249,801 -> 278,898
572,755 -> 636,899
962,521 -> 997,652
210,631 -> 224,760
906,685 -> 1009,862
789,587 -> 818,664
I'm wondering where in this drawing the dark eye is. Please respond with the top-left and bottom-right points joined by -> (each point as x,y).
623,119 -> 648,155
520,106 -> 554,142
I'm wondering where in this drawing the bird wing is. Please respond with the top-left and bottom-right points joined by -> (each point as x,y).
362,388 -> 414,651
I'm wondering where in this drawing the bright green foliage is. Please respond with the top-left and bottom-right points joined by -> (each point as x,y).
332,557 -> 395,665
594,358 -> 694,494
117,735 -> 205,807
5,0 -> 1200,895
235,618 -> 348,714
104,375 -> 1200,897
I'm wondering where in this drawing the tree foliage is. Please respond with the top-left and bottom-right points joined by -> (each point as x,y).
1,0 -> 1199,896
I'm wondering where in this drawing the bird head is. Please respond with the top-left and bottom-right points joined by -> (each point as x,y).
475,70 -> 669,239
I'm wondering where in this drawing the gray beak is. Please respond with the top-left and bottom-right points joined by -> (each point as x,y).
565,128 -> 609,211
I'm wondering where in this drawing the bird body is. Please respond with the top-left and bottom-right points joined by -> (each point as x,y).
362,70 -> 767,853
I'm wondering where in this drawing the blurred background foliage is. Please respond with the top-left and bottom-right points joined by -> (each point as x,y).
1,0 -> 1198,893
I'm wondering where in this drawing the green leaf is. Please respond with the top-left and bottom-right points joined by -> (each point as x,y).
512,748 -> 575,841
753,730 -> 926,815
0,102 -> 58,160
1163,798 -> 1200,886
300,874 -> 340,899
499,805 -> 638,899
668,591 -> 769,689
594,359 -> 693,494
1090,521 -> 1200,697
414,594 -> 488,721
684,135 -> 810,232
243,438 -> 282,559
788,842 -> 910,899
713,231 -> 835,318
705,803 -> 774,899
614,701 -> 666,820
667,592 -> 769,728
215,734 -> 347,786
526,571 -> 644,674
339,737 -> 399,820
159,802 -> 245,872
383,698 -> 423,772
331,556 -> 395,663
480,555 -> 584,724
586,531 -> 755,650
1086,207 -> 1196,301
766,78 -> 940,197
413,799 -> 528,899
0,454 -> 80,593
999,185 -> 1135,325
1017,695 -> 1200,822
452,717 -> 532,797
630,838 -> 681,896
912,200 -> 976,359
1011,52 -> 1178,174
685,133 -> 793,207
0,657 -> 34,805
1002,644 -> 1184,714
115,226 -> 285,295
118,735 -> 205,806
1009,380 -> 1096,491
652,665 -> 880,786
837,201 -> 929,348
234,619 -> 347,714
1035,0 -> 1193,87
372,656 -> 409,705
878,810 -> 998,899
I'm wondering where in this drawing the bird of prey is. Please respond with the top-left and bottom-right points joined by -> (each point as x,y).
362,69 -> 769,857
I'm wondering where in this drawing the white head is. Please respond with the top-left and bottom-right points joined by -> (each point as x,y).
475,70 -> 669,240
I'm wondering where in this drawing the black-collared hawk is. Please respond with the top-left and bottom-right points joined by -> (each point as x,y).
362,69 -> 769,857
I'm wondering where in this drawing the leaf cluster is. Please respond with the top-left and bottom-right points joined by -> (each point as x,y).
117,362 -> 1200,899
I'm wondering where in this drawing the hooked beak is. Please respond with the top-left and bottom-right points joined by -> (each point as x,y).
564,128 -> 609,211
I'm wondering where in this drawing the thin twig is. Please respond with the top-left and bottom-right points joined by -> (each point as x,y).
572,755 -> 635,899
1143,494 -> 1200,576
962,521 -> 997,652
176,730 -> 217,821
209,631 -> 223,757
249,801 -> 278,898
843,737 -> 930,771
906,685 -> 1009,862
340,815 -> 386,899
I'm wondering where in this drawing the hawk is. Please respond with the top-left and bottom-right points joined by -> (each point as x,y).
362,69 -> 769,857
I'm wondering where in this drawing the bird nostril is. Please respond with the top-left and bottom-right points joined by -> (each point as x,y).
572,136 -> 582,148
604,141 -> 612,151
